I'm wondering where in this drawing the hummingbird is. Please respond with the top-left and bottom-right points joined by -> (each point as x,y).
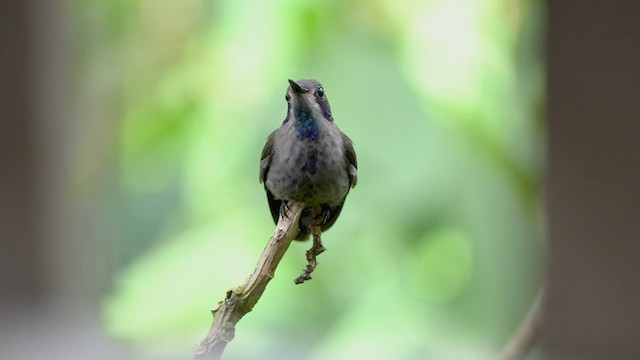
259,79 -> 357,240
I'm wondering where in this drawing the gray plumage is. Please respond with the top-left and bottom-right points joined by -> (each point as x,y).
259,79 -> 357,240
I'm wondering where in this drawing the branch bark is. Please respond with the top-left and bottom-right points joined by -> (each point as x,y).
193,202 -> 304,360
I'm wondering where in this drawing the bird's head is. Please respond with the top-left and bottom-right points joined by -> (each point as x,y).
285,79 -> 333,123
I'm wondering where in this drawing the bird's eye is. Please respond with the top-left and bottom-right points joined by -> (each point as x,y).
285,93 -> 291,102
317,88 -> 324,98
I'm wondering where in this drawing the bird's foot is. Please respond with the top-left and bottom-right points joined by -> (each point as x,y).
311,207 -> 331,227
278,201 -> 292,220
320,208 -> 332,225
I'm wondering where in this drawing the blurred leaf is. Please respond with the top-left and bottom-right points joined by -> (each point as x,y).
409,229 -> 473,304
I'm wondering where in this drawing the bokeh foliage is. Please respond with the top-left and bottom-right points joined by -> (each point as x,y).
73,0 -> 545,358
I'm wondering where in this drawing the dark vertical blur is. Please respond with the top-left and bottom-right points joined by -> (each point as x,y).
0,0 -> 41,304
0,1 -> 125,359
546,0 -> 640,358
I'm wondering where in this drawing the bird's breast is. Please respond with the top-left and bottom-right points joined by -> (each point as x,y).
267,129 -> 349,205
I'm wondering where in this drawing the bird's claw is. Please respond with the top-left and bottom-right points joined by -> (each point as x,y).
278,202 -> 291,220
311,208 -> 332,227
321,209 -> 331,224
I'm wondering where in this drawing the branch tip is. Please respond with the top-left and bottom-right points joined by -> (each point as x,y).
193,202 -> 304,359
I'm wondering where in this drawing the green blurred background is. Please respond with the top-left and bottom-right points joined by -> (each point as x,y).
71,0 -> 545,358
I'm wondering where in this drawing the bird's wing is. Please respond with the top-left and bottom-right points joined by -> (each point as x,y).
259,131 -> 276,184
317,132 -> 357,236
259,131 -> 282,225
342,132 -> 358,188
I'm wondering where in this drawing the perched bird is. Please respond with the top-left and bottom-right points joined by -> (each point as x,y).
259,79 -> 357,240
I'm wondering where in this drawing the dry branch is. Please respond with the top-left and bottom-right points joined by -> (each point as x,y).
294,224 -> 326,284
497,284 -> 546,360
193,202 -> 304,360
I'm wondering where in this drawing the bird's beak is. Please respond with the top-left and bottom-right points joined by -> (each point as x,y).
288,79 -> 308,94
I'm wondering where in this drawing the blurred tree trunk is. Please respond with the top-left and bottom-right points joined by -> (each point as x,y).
0,1 -> 125,358
546,0 -> 640,358
0,0 -> 42,307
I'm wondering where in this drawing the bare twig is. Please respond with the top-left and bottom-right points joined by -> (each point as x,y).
193,202 -> 304,360
497,284 -> 546,360
294,224 -> 326,284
